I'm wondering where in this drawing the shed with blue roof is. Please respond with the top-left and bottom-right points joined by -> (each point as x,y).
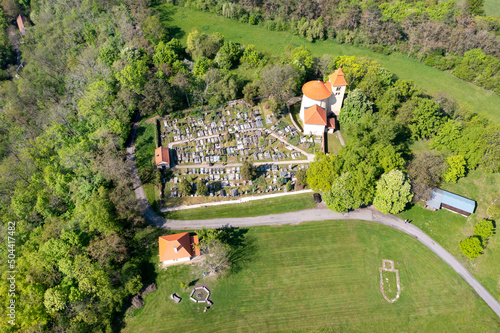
425,188 -> 475,217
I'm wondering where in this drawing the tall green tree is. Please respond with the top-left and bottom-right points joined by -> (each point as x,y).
338,89 -> 373,124
323,172 -> 362,213
306,152 -> 339,192
373,170 -> 413,214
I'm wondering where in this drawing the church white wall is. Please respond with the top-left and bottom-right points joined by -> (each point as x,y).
304,124 -> 326,136
299,95 -> 328,122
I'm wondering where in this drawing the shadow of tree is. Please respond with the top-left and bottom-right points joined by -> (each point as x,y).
154,4 -> 185,40
217,227 -> 259,274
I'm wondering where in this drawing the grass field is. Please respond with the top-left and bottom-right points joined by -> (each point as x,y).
135,119 -> 156,174
157,4 -> 500,124
485,0 -> 500,17
165,193 -> 316,220
124,220 -> 500,332
326,133 -> 343,155
398,168 -> 500,300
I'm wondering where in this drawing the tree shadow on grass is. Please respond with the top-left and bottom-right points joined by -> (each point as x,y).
154,3 -> 185,40
218,226 -> 259,274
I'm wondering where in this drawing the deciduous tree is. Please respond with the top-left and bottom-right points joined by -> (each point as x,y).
459,236 -> 483,259
241,161 -> 256,181
306,152 -> 339,192
323,172 -> 362,213
338,89 -> 373,124
473,219 -> 495,240
443,155 -> 466,183
373,169 -> 413,214
179,178 -> 192,196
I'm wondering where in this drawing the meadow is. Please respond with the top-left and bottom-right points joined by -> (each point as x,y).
157,4 -> 500,124
124,220 -> 500,332
398,168 -> 500,300
165,193 -> 317,220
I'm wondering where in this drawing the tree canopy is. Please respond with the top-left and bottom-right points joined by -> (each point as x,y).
373,170 -> 413,214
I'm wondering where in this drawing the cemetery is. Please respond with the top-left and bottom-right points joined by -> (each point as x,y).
157,100 -> 315,206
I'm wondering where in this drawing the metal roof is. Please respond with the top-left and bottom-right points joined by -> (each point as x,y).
426,188 -> 475,214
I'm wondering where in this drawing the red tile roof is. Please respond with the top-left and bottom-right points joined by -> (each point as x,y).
328,68 -> 347,87
158,232 -> 200,262
326,117 -> 336,129
304,105 -> 327,125
155,146 -> 170,166
302,81 -> 332,100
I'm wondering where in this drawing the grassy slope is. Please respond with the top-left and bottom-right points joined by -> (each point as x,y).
158,4 -> 500,123
135,119 -> 160,207
124,221 -> 500,332
485,0 -> 500,17
165,193 -> 316,220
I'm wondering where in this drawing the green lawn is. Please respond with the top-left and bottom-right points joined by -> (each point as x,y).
485,0 -> 500,17
124,220 -> 500,332
135,119 -> 156,174
165,193 -> 316,220
157,4 -> 500,123
326,133 -> 343,155
144,182 -> 161,212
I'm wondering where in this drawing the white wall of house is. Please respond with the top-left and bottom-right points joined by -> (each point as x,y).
329,86 -> 346,116
299,95 -> 328,123
162,256 -> 191,266
304,124 -> 326,136
158,161 -> 170,169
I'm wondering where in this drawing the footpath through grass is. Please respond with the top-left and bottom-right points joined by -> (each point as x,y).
124,220 -> 500,332
157,4 -> 500,123
165,193 -> 316,220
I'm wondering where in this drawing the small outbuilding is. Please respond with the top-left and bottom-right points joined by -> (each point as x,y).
155,146 -> 171,169
425,188 -> 475,217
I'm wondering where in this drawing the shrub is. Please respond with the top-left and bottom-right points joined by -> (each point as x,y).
459,236 -> 483,259
473,219 -> 495,240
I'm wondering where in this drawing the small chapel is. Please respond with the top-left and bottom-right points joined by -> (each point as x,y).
299,68 -> 347,136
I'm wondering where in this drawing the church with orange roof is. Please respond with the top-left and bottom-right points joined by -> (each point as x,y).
158,232 -> 200,266
299,69 -> 347,135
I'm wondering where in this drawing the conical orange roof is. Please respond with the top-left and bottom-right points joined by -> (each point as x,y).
328,68 -> 347,87
304,105 -> 327,125
302,81 -> 332,100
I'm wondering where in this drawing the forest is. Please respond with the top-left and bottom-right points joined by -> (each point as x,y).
166,0 -> 500,95
0,0 -> 499,332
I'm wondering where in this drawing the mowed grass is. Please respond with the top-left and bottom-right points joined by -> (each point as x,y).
134,119 -> 156,174
165,193 -> 316,220
124,220 -> 500,332
400,137 -> 500,299
399,169 -> 500,299
485,0 -> 500,17
157,4 -> 500,123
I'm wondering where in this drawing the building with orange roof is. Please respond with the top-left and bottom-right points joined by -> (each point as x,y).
155,146 -> 170,169
303,105 -> 328,135
325,68 -> 347,116
17,15 -> 26,37
159,232 -> 200,266
299,69 -> 347,135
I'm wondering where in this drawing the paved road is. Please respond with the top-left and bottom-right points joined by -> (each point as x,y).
127,112 -> 500,319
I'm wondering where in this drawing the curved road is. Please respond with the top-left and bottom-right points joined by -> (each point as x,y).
126,113 -> 500,318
